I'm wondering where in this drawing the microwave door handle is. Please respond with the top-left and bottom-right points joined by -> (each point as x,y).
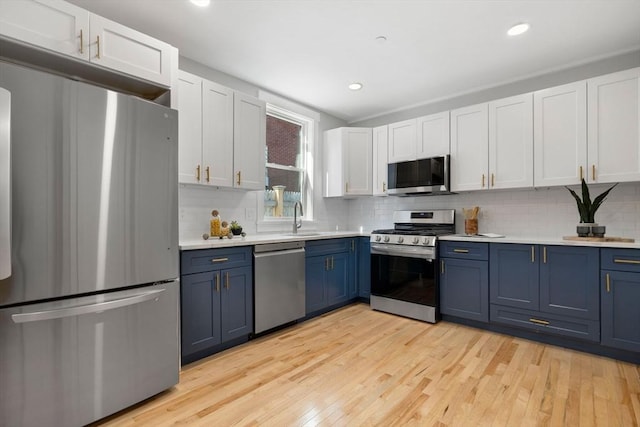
11,289 -> 165,323
0,88 -> 10,280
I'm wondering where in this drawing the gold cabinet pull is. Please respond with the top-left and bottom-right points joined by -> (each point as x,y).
481,174 -> 485,188
225,272 -> 230,289
205,166 -> 210,183
606,273 -> 611,293
236,171 -> 241,185
441,260 -> 445,274
529,318 -> 550,326
491,173 -> 495,187
543,247 -> 547,264
614,258 -> 640,265
325,257 -> 329,271
96,35 -> 101,59
196,165 -> 201,181
592,164 -> 596,181
79,29 -> 84,54
579,166 -> 583,180
453,249 -> 469,253
351,240 -> 355,252
531,246 -> 535,263
215,273 -> 220,292
211,257 -> 229,263
382,182 -> 386,192
345,182 -> 349,193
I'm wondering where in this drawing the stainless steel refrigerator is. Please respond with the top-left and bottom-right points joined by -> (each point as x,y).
0,60 -> 180,427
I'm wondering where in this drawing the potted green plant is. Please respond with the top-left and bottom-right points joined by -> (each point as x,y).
229,220 -> 243,236
565,179 -> 617,237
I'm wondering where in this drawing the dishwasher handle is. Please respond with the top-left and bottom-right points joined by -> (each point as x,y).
254,247 -> 305,259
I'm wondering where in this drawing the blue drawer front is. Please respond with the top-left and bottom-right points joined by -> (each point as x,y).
439,241 -> 489,260
181,246 -> 252,275
601,248 -> 640,273
305,238 -> 351,257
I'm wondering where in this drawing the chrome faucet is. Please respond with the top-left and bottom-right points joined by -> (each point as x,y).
292,201 -> 303,234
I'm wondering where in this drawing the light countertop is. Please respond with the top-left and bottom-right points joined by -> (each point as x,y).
180,231 -> 365,250
439,234 -> 640,249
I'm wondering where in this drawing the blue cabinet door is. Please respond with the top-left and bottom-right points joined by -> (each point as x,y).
327,252 -> 349,305
180,271 -> 221,357
490,244 -> 539,310
348,239 -> 358,299
601,270 -> 640,352
358,238 -> 371,299
540,246 -> 599,321
221,266 -> 253,342
305,255 -> 327,313
440,257 -> 489,322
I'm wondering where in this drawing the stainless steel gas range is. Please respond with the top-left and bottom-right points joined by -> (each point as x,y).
370,210 -> 455,323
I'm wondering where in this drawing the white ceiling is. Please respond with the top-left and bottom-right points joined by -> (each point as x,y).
66,0 -> 640,123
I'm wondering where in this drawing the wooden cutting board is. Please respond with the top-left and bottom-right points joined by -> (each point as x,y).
563,236 -> 635,243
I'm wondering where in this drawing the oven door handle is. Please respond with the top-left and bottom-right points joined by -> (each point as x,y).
370,243 -> 434,260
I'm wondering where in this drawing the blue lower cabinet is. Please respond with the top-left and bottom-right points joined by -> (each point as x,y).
327,252 -> 349,305
220,266 -> 253,342
180,271 -> 222,355
358,238 -> 371,299
601,269 -> 640,352
440,257 -> 489,322
305,255 -> 328,313
490,244 -> 539,310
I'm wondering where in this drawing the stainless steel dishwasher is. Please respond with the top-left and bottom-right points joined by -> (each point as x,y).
253,240 -> 306,334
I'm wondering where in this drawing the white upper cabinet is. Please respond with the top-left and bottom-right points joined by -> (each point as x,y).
177,70 -> 264,190
587,67 -> 640,184
233,92 -> 266,190
387,119 -> 416,162
450,103 -> 489,192
323,127 -> 372,197
488,94 -> 533,189
372,125 -> 389,196
417,111 -> 450,158
0,0 -> 173,87
534,81 -> 587,187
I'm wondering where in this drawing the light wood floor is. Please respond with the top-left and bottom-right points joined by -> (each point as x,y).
94,303 -> 640,426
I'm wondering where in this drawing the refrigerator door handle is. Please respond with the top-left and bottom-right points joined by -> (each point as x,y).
11,288 -> 166,323
0,88 -> 10,280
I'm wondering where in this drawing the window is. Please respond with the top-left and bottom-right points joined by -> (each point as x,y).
264,105 -> 313,219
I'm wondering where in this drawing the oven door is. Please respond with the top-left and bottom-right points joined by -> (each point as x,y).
370,244 -> 437,308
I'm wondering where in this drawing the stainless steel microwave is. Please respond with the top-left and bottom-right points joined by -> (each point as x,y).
387,155 -> 451,195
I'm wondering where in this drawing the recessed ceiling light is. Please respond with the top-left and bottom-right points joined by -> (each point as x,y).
348,82 -> 363,91
507,23 -> 530,36
190,0 -> 210,7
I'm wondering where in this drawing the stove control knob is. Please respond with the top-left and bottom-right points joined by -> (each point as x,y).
422,237 -> 430,245
398,236 -> 404,243
375,235 -> 381,242
412,237 -> 419,244
383,236 -> 390,243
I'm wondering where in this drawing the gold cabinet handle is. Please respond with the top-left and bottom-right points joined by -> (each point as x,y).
531,246 -> 535,263
205,166 -> 210,183
579,165 -> 583,180
606,273 -> 611,293
529,318 -> 550,326
441,260 -> 445,274
236,171 -> 241,185
453,249 -> 469,253
592,164 -> 596,181
491,173 -> 495,187
225,272 -> 230,289
351,240 -> 355,252
345,182 -> 349,193
481,174 -> 485,188
325,257 -> 329,271
215,273 -> 220,292
382,182 -> 386,192
614,258 -> 640,265
96,35 -> 101,59
79,29 -> 84,54
543,247 -> 547,264
211,257 -> 229,263
196,165 -> 201,181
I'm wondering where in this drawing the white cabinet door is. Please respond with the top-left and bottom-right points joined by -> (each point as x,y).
88,14 -> 172,87
388,119 -> 416,162
323,128 -> 343,197
0,0 -> 88,60
588,67 -> 640,184
372,125 -> 389,196
344,128 -> 373,195
202,81 -> 234,187
534,81 -> 587,187
417,112 -> 450,157
489,94 -> 533,190
233,93 -> 266,190
450,103 -> 489,192
177,71 -> 203,185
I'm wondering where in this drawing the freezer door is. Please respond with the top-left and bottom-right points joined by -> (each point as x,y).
0,281 -> 180,427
